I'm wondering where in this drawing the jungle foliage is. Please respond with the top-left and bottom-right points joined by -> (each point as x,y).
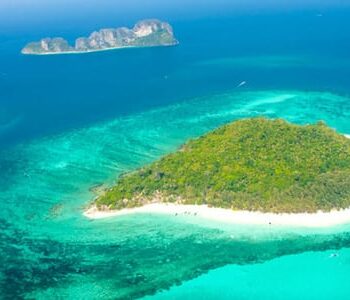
97,118 -> 350,213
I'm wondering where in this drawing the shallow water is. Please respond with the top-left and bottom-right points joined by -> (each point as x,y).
1,9 -> 350,299
1,90 -> 350,298
145,248 -> 350,300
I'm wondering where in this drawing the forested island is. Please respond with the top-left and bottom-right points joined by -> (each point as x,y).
21,19 -> 178,55
95,118 -> 350,213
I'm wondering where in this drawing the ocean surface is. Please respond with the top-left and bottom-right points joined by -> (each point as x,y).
1,8 -> 350,299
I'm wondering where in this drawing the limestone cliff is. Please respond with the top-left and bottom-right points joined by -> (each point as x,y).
22,19 -> 178,55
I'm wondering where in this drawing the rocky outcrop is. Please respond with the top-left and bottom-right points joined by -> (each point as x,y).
22,19 -> 178,55
21,38 -> 73,54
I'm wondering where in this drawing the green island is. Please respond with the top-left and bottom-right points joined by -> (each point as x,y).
96,118 -> 350,213
21,19 -> 178,55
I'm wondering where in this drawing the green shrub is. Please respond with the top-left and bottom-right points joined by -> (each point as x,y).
96,118 -> 350,213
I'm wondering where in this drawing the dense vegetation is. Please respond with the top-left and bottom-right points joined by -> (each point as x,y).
132,30 -> 178,47
22,20 -> 177,55
97,118 -> 350,213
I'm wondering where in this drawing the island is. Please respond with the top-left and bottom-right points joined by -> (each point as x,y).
86,118 -> 350,226
21,19 -> 178,55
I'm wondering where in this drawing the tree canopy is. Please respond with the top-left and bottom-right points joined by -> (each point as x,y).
97,118 -> 350,213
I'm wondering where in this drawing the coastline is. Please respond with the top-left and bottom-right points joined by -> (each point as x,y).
84,133 -> 350,228
21,42 -> 179,56
83,203 -> 350,228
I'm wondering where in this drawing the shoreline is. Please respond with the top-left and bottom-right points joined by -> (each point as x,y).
84,135 -> 350,228
21,42 -> 179,56
83,203 -> 350,228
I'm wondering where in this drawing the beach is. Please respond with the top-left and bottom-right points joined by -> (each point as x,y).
84,131 -> 350,228
84,203 -> 350,228
4,4 -> 350,297
21,42 -> 179,56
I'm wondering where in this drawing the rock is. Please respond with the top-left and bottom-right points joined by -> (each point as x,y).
22,19 -> 178,55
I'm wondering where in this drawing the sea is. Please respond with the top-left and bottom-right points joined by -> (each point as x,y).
1,5 -> 350,299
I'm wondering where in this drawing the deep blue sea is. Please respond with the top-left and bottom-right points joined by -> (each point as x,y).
1,7 -> 350,299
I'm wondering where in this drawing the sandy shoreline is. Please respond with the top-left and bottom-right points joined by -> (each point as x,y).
84,203 -> 350,228
21,42 -> 179,56
84,134 -> 350,228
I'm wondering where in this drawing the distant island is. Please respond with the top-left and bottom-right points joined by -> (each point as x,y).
21,19 -> 178,55
92,118 -> 350,215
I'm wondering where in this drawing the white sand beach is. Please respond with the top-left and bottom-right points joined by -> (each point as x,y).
21,45 -> 137,56
84,133 -> 350,227
21,42 -> 179,56
84,203 -> 350,228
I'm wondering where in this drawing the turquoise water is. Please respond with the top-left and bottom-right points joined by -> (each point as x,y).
145,249 -> 350,300
2,90 -> 350,298
1,8 -> 350,299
